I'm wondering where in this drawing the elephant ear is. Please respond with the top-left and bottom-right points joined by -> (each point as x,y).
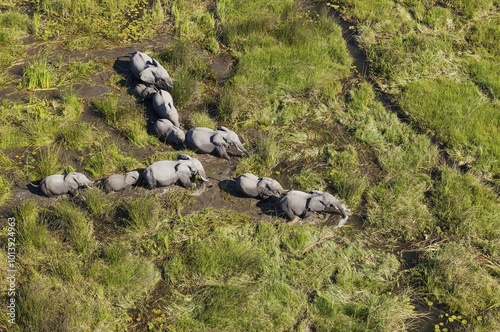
65,174 -> 80,190
211,133 -> 228,148
217,126 -> 230,132
177,154 -> 192,160
257,179 -> 276,198
307,195 -> 326,212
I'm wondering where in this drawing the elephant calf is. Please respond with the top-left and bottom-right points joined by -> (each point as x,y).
154,119 -> 185,147
234,173 -> 285,200
186,126 -> 249,160
141,154 -> 208,189
103,171 -> 140,193
131,83 -> 157,100
39,172 -> 93,197
152,89 -> 180,127
278,190 -> 347,221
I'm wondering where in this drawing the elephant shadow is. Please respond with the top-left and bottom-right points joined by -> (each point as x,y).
26,182 -> 43,196
218,180 -> 283,217
218,179 -> 246,198
256,197 -> 282,218
113,55 -> 133,86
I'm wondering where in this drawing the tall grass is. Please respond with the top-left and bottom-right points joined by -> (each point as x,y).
421,242 -> 500,330
93,94 -> 156,147
429,167 -> 500,256
400,78 -> 500,175
20,58 -> 55,90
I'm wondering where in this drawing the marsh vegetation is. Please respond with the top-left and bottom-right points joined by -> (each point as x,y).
0,0 -> 499,331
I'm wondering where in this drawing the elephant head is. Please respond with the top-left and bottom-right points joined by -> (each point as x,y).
307,191 -> 347,218
177,154 -> 208,182
154,119 -> 185,147
131,83 -> 157,100
65,172 -> 93,189
124,171 -> 140,185
103,171 -> 140,192
256,177 -> 285,199
217,126 -> 250,157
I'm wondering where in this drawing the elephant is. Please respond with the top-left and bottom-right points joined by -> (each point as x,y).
152,89 -> 180,127
234,173 -> 285,199
39,172 -> 93,197
130,51 -> 173,89
102,171 -> 140,193
154,119 -> 185,147
131,83 -> 157,100
140,154 -> 208,189
278,190 -> 347,221
186,126 -> 250,160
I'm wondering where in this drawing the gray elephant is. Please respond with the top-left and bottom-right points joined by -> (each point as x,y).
278,190 -> 347,221
154,119 -> 185,147
39,172 -> 93,197
131,83 -> 157,100
140,154 -> 208,189
234,173 -> 285,200
152,89 -> 180,127
130,51 -> 173,89
186,126 -> 250,160
102,171 -> 140,193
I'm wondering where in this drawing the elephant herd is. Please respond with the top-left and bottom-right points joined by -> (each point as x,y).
34,51 -> 348,224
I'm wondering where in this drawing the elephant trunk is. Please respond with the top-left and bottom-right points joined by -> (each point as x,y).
235,143 -> 250,156
332,202 -> 347,219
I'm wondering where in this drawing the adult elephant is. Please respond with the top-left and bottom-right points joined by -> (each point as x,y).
278,190 -> 347,222
102,171 -> 140,193
152,89 -> 180,127
140,154 -> 207,189
234,173 -> 284,200
130,51 -> 173,89
39,172 -> 93,197
186,126 -> 250,160
154,119 -> 185,147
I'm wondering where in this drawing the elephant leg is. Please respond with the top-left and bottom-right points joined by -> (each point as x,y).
282,207 -> 296,220
68,188 -> 78,196
214,147 -> 230,160
177,174 -> 193,188
302,211 -> 313,219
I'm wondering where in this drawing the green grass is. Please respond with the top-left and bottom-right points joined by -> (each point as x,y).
420,242 -> 500,330
93,94 -> 157,147
327,144 -> 369,211
0,10 -> 30,70
83,143 -> 140,177
429,167 -> 500,256
400,77 -> 500,175
20,58 -> 55,90
1,0 -> 500,331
